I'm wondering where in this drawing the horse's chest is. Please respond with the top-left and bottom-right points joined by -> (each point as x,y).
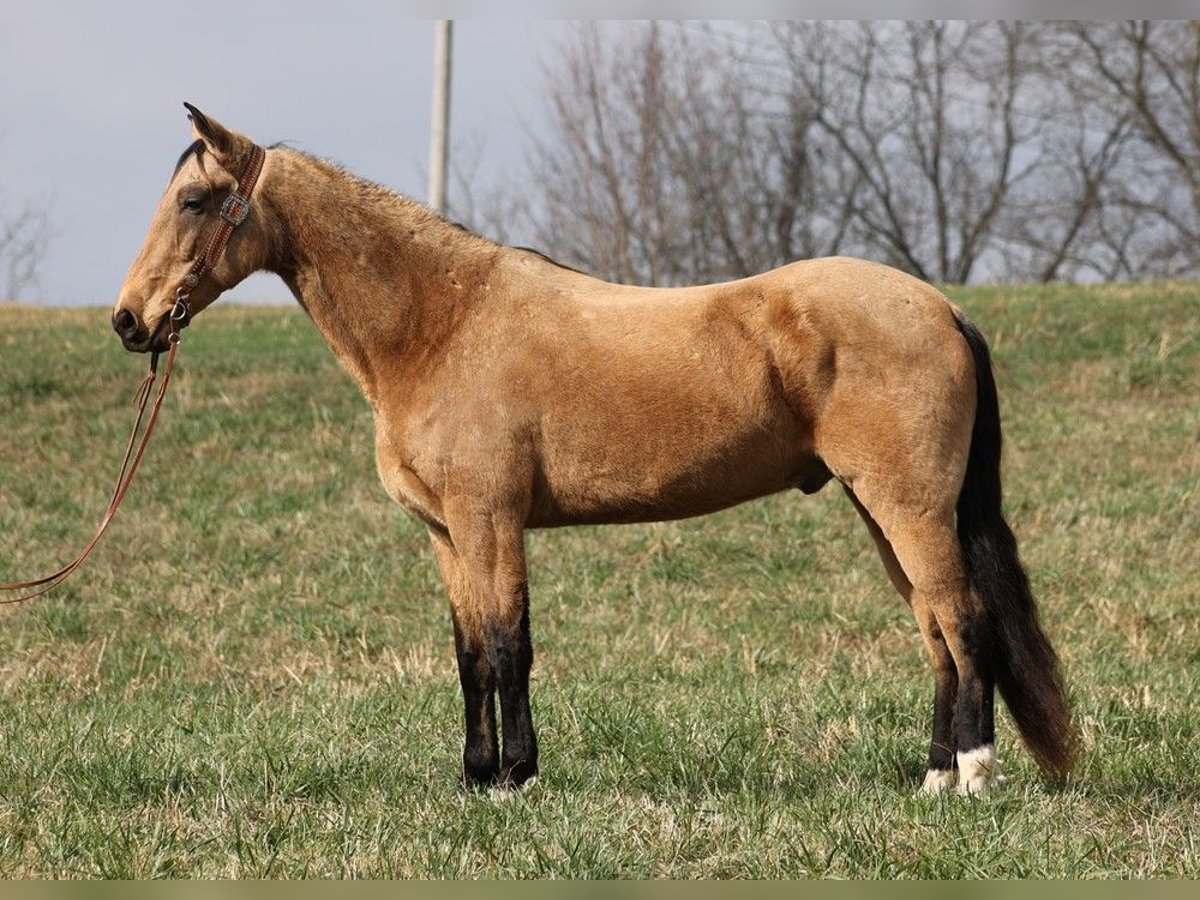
373,426 -> 446,533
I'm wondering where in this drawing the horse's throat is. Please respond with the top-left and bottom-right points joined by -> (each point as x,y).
285,264 -> 383,405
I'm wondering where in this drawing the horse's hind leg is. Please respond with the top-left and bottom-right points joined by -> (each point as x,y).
844,487 -> 959,794
878,506 -> 996,794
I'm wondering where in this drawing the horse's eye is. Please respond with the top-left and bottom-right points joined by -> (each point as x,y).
181,195 -> 205,213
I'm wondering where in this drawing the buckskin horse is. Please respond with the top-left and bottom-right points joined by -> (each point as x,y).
111,105 -> 1075,795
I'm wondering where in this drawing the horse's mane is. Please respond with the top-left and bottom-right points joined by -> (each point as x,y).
512,246 -> 586,275
275,144 -> 585,275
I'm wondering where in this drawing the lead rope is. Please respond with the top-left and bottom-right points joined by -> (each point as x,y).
0,140 -> 264,605
0,330 -> 182,604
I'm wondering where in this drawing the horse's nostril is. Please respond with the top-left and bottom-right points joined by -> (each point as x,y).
112,308 -> 137,338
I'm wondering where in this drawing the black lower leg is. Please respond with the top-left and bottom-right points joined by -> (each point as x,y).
928,664 -> 958,772
454,618 -> 499,788
981,678 -> 995,747
954,614 -> 995,754
490,602 -> 538,789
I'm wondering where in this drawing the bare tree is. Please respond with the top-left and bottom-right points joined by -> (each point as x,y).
969,23 -> 1136,283
529,21 -> 1061,286
668,23 -> 859,277
444,133 -> 533,246
1013,113 -> 1133,283
1067,20 -> 1200,278
526,22 -> 858,286
0,190 -> 51,302
774,21 -> 1050,284
526,23 -> 677,284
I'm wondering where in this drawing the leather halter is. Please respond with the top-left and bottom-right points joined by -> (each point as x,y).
0,143 -> 267,604
171,143 -> 267,329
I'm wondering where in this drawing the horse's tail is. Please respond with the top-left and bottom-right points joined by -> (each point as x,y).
953,311 -> 1077,778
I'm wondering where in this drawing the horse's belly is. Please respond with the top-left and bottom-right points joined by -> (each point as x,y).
527,428 -> 823,527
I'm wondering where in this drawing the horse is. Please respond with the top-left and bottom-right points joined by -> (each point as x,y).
112,104 -> 1076,795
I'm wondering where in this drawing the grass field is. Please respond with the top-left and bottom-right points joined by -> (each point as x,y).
0,282 -> 1197,878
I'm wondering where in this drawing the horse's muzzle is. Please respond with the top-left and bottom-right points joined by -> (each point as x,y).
112,307 -> 171,354
112,307 -> 139,343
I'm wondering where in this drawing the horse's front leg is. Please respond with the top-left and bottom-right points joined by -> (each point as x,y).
436,502 -> 538,792
431,531 -> 500,789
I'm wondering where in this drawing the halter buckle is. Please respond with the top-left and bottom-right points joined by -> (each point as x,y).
220,192 -> 251,226
170,293 -> 191,323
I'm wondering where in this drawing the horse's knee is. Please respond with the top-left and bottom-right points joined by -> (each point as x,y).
482,598 -> 533,680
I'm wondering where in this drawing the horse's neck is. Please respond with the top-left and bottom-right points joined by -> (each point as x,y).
264,150 -> 495,403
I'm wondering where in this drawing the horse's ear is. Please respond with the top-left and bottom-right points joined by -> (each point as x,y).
183,102 -> 249,167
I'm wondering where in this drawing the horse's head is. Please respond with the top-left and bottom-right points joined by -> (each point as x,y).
112,104 -> 269,352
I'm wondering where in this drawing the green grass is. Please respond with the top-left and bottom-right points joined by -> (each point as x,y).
0,283 -> 1197,878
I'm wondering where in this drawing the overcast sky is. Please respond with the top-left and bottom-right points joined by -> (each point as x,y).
1,3 -> 572,306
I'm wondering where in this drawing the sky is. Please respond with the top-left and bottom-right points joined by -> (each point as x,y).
0,3 -> 570,306
3,2 -> 1193,306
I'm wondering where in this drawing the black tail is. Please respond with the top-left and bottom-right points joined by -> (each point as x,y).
953,312 -> 1077,778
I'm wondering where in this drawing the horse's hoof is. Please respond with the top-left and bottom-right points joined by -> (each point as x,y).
489,774 -> 538,800
956,745 -> 1001,795
919,768 -> 957,795
458,769 -> 499,794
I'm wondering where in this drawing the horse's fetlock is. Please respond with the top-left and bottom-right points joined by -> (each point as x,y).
496,756 -> 539,792
955,744 -> 999,794
461,742 -> 499,787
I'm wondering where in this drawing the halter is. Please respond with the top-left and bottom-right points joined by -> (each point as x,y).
170,143 -> 267,330
0,142 -> 267,604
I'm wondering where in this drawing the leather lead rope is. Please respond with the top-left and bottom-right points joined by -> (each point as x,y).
0,143 -> 266,604
0,338 -> 179,603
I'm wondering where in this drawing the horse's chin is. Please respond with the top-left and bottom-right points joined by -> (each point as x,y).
121,337 -> 171,354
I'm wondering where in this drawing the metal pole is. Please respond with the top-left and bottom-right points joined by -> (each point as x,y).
428,20 -> 453,215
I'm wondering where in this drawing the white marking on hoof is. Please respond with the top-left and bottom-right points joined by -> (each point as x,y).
489,774 -> 538,800
919,768 -> 957,795
956,744 -> 999,795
